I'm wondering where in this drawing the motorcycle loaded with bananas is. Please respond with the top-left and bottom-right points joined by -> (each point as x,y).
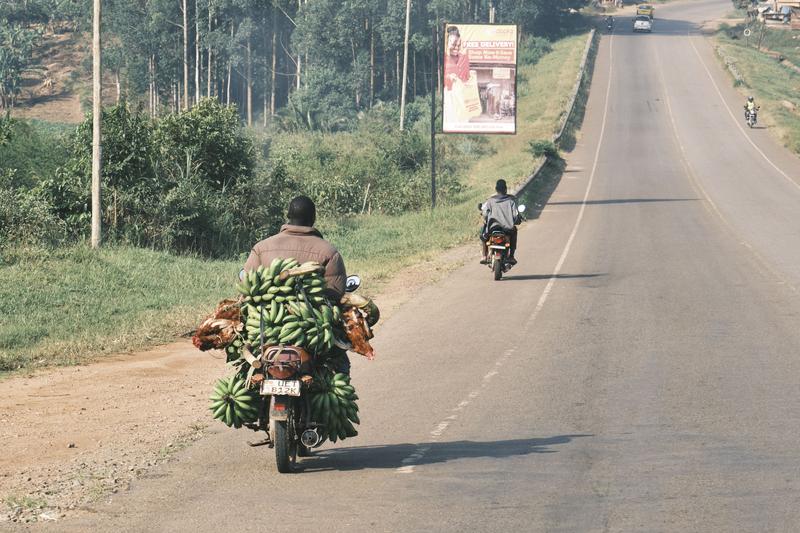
192,258 -> 379,473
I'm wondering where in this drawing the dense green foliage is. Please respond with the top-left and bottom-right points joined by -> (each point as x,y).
1,99 -> 482,257
34,99 -> 265,256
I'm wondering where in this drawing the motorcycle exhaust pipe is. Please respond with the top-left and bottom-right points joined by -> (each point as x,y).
301,428 -> 322,448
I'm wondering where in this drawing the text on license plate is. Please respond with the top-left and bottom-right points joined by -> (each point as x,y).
261,379 -> 301,396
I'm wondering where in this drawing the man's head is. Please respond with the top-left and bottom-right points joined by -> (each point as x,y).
748,96 -> 754,102
447,26 -> 461,57
495,179 -> 508,195
287,195 -> 316,227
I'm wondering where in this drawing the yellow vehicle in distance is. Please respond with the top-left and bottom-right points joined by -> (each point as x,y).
636,4 -> 654,18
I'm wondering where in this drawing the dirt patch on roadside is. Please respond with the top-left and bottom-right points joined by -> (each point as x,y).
0,242 -> 479,525
0,343 -> 224,524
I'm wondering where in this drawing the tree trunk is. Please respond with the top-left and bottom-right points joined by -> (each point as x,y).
413,50 -> 417,99
396,50 -> 400,103
207,4 -> 213,97
115,71 -> 121,103
263,18 -> 269,126
270,6 -> 277,115
148,56 -> 153,117
369,18 -> 374,107
246,35 -> 252,126
226,64 -> 231,105
296,53 -> 301,91
226,21 -> 233,106
351,38 -> 360,108
195,0 -> 200,103
399,0 -> 411,130
182,0 -> 189,110
383,45 -> 388,94
153,59 -> 158,117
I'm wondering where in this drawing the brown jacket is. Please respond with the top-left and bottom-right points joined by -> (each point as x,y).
243,224 -> 347,299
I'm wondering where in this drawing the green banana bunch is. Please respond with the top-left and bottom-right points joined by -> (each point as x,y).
238,258 -> 338,355
224,337 -> 244,363
236,258 -> 301,304
309,369 -> 360,443
209,375 -> 259,428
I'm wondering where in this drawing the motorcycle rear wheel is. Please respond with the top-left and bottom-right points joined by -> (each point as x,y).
274,415 -> 297,473
493,258 -> 503,280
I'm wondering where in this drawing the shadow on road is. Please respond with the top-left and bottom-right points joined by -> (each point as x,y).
501,273 -> 605,281
548,198 -> 699,206
298,435 -> 593,472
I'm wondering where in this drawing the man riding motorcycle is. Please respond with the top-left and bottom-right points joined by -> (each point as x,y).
480,179 -> 521,265
243,195 -> 351,374
744,96 -> 757,120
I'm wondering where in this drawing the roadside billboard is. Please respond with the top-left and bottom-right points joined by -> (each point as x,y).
442,23 -> 518,135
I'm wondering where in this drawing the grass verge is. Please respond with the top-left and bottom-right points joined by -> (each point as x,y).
0,31 -> 593,375
715,26 -> 800,154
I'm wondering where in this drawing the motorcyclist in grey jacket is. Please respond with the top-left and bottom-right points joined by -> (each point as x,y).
480,179 -> 521,265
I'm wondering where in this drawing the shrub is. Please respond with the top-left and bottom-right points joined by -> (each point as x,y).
519,36 -> 553,66
154,98 -> 256,192
0,170 -> 65,251
528,139 -> 558,159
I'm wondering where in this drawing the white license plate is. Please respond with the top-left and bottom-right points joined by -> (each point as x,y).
261,379 -> 301,396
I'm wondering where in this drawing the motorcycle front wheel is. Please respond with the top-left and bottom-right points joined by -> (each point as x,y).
273,410 -> 297,473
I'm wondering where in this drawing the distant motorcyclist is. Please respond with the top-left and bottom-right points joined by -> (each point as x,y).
744,96 -> 757,119
480,179 -> 521,265
606,15 -> 614,29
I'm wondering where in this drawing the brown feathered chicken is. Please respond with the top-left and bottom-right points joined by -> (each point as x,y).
343,307 -> 375,360
192,299 -> 243,351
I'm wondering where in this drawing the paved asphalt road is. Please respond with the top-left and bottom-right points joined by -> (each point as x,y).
44,1 -> 800,531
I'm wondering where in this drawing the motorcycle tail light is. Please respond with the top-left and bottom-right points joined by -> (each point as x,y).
491,235 -> 506,245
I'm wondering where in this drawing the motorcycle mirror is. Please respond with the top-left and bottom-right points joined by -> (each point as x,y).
238,269 -> 246,281
518,204 -> 527,213
477,202 -> 484,212
345,275 -> 362,293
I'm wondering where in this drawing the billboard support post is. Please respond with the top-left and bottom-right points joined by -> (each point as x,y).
430,24 -> 437,209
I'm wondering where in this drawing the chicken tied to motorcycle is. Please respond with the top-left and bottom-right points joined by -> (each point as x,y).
192,257 -> 379,472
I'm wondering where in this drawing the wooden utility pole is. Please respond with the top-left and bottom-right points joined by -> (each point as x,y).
91,0 -> 102,248
430,24 -> 437,209
399,0 -> 412,130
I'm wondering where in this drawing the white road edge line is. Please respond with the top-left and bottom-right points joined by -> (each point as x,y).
397,33 -> 615,474
686,32 -> 800,192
